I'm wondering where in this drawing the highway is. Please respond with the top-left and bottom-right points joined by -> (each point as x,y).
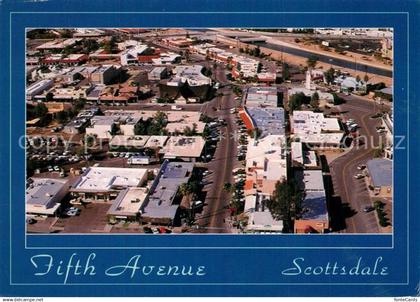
253,42 -> 393,78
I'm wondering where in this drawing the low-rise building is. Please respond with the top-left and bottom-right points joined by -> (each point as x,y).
107,187 -> 149,221
294,170 -> 329,233
245,86 -> 279,108
85,116 -> 119,140
162,37 -> 194,48
245,107 -> 285,138
291,111 -> 344,148
26,79 -> 54,99
70,167 -> 149,202
109,135 -> 150,151
245,135 -> 287,197
169,65 -> 212,87
366,158 -> 392,197
140,160 -> 194,225
148,67 -> 168,81
161,136 -> 206,162
165,121 -> 206,135
151,52 -> 181,65
42,54 -> 88,66
243,195 -> 283,233
291,141 -> 318,168
26,178 -> 70,217
36,38 -> 81,52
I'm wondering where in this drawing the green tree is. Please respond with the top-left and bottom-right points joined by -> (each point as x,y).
332,93 -> 344,105
223,182 -> 233,193
310,92 -> 320,110
356,75 -> 361,82
306,55 -> 318,69
45,92 -> 54,102
267,179 -> 303,233
363,74 -> 369,83
133,121 -> 148,135
56,110 -> 68,123
282,63 -> 290,81
183,123 -> 198,136
288,92 -> 307,112
34,103 -> 48,118
324,67 -> 335,85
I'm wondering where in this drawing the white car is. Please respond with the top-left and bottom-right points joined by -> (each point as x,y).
354,174 -> 365,179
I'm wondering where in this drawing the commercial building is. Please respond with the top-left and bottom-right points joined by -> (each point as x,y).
244,135 -> 287,197
165,121 -> 206,135
109,135 -> 150,151
291,111 -> 344,148
257,72 -> 277,83
85,115 -> 119,140
107,187 -> 149,221
145,135 -> 169,149
90,65 -> 121,85
148,67 -> 168,81
162,37 -> 194,48
161,136 -> 206,162
70,167 -> 148,202
63,108 -> 99,134
366,159 -> 392,198
169,65 -> 212,87
120,44 -> 150,65
42,54 -> 88,66
26,178 -> 70,217
151,52 -> 181,65
245,107 -> 285,138
36,38 -> 81,52
140,160 -> 194,225
294,170 -> 329,233
291,141 -> 318,168
245,86 -> 279,108
243,195 -> 283,233
26,79 -> 54,99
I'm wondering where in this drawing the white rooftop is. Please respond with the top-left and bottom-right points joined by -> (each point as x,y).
161,136 -> 205,158
72,167 -> 148,192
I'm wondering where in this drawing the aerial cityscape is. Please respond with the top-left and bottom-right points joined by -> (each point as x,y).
25,28 -> 393,234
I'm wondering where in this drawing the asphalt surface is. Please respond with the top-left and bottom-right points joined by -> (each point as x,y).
329,94 -> 390,233
194,64 -> 238,233
255,42 -> 393,78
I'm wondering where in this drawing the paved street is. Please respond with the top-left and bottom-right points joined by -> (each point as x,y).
329,94 -> 390,233
194,64 -> 238,233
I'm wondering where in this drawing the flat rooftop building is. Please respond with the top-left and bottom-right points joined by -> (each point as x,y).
145,135 -> 169,149
141,161 -> 194,225
246,87 -> 279,108
26,178 -> 70,216
246,107 -> 285,137
107,187 -> 149,220
294,170 -> 329,233
244,195 -> 283,233
168,65 -> 212,87
161,136 -> 205,161
366,158 -> 392,197
71,167 -> 148,202
291,111 -> 344,147
109,135 -> 150,150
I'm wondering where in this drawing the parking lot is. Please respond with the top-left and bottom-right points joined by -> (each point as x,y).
53,203 -> 111,233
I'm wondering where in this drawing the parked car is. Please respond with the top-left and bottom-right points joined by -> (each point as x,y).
192,200 -> 204,208
354,173 -> 365,179
26,218 -> 36,224
363,206 -> 375,213
357,164 -> 367,170
143,226 -> 153,233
